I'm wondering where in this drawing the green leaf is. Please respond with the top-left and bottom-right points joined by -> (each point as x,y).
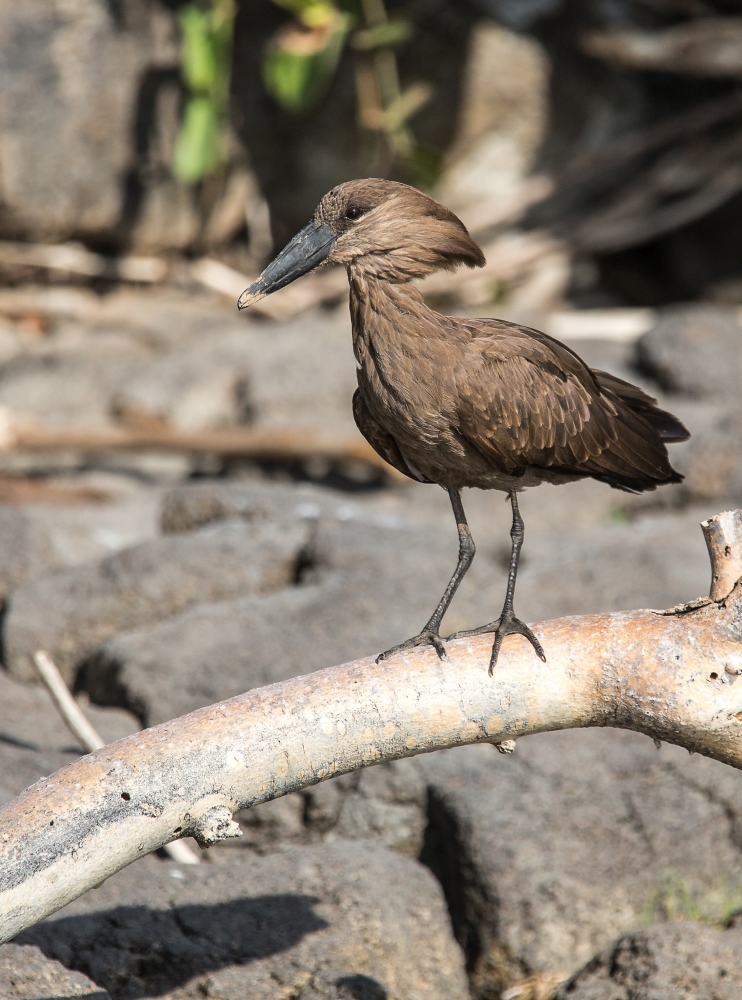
179,6 -> 217,93
263,17 -> 348,113
172,96 -> 225,182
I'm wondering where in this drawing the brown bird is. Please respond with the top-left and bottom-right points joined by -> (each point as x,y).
238,179 -> 689,672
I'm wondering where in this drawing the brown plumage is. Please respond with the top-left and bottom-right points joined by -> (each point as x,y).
239,178 -> 689,671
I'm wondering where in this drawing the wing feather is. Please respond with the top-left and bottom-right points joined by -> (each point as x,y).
453,320 -> 683,490
352,388 -> 420,482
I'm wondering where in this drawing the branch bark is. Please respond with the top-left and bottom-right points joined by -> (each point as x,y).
1,512 -> 742,943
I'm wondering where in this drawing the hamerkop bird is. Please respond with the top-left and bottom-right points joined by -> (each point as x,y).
238,179 -> 689,672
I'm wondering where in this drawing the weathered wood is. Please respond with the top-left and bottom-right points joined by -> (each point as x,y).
583,18 -> 742,78
703,509 -> 742,601
1,511 -> 742,943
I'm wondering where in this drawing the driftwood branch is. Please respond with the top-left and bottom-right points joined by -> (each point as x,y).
582,18 -> 742,78
1,511 -> 742,943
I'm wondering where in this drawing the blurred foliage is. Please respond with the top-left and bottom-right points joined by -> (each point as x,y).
263,1 -> 351,114
173,0 -> 236,183
172,0 -> 436,188
265,0 -> 435,185
641,873 -> 742,929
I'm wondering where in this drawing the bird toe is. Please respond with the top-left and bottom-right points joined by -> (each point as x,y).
376,630 -> 447,663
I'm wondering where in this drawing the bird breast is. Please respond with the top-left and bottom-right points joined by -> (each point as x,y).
349,278 -> 515,489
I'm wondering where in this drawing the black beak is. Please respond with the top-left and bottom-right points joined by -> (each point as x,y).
238,220 -> 337,310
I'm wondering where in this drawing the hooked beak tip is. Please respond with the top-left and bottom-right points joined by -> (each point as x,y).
237,285 -> 266,311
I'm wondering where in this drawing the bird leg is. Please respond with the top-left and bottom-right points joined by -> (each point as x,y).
377,489 -> 475,662
448,490 -> 546,672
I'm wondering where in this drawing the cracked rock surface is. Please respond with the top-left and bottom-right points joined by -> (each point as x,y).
418,729 -> 742,997
556,919 -> 742,999
18,842 -> 470,1000
4,516 -> 311,685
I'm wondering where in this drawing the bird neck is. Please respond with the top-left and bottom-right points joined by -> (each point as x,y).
347,264 -> 435,334
347,263 -> 445,391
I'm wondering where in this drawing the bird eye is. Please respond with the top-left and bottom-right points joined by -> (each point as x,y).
344,206 -> 364,221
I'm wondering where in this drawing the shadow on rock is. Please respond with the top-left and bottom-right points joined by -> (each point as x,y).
18,894 -> 328,999
336,974 -> 388,1000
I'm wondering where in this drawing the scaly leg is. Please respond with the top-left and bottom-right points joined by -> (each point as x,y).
448,490 -> 545,672
377,489 -> 475,662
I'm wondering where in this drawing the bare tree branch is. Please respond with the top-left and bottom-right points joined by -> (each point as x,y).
1,511 -> 742,943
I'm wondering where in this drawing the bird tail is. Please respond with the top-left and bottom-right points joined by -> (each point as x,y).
585,369 -> 689,493
592,370 -> 690,443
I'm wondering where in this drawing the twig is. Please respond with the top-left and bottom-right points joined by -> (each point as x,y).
32,651 -> 105,753
2,511 -> 742,942
556,90 -> 742,186
32,650 -> 200,867
0,241 -> 166,283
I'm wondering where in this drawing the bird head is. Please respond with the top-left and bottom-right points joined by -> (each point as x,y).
238,178 -> 485,310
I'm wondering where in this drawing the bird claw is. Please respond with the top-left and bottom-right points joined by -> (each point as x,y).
489,611 -> 546,674
376,630 -> 447,663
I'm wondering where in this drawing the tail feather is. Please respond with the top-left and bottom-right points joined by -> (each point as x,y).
592,369 -> 690,442
589,369 -> 689,492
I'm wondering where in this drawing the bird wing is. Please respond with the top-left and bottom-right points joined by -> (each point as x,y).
352,388 -> 421,481
453,321 -> 678,488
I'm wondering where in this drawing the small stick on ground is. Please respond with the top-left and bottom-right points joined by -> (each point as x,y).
32,650 -> 201,866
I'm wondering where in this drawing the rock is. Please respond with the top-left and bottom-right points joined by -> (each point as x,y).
235,309 -> 359,437
223,756 -> 428,860
111,340 -> 253,433
0,669 -> 139,809
160,479 -> 332,535
18,842 -> 469,1000
86,481 -> 711,721
0,0 -> 178,245
17,473 -> 163,569
0,506 -> 57,602
556,921 -> 742,999
0,943 -> 108,999
668,404 -> 742,507
78,514 -> 503,724
636,305 -> 742,399
435,22 -> 548,215
4,517 -> 311,685
0,336 -> 152,430
514,507 -> 712,624
419,728 -> 742,998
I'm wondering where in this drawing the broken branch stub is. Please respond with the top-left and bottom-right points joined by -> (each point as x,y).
1,512 -> 742,943
702,509 -> 742,601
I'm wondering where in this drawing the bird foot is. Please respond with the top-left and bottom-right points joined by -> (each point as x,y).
376,629 -> 447,663
489,610 -> 546,674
